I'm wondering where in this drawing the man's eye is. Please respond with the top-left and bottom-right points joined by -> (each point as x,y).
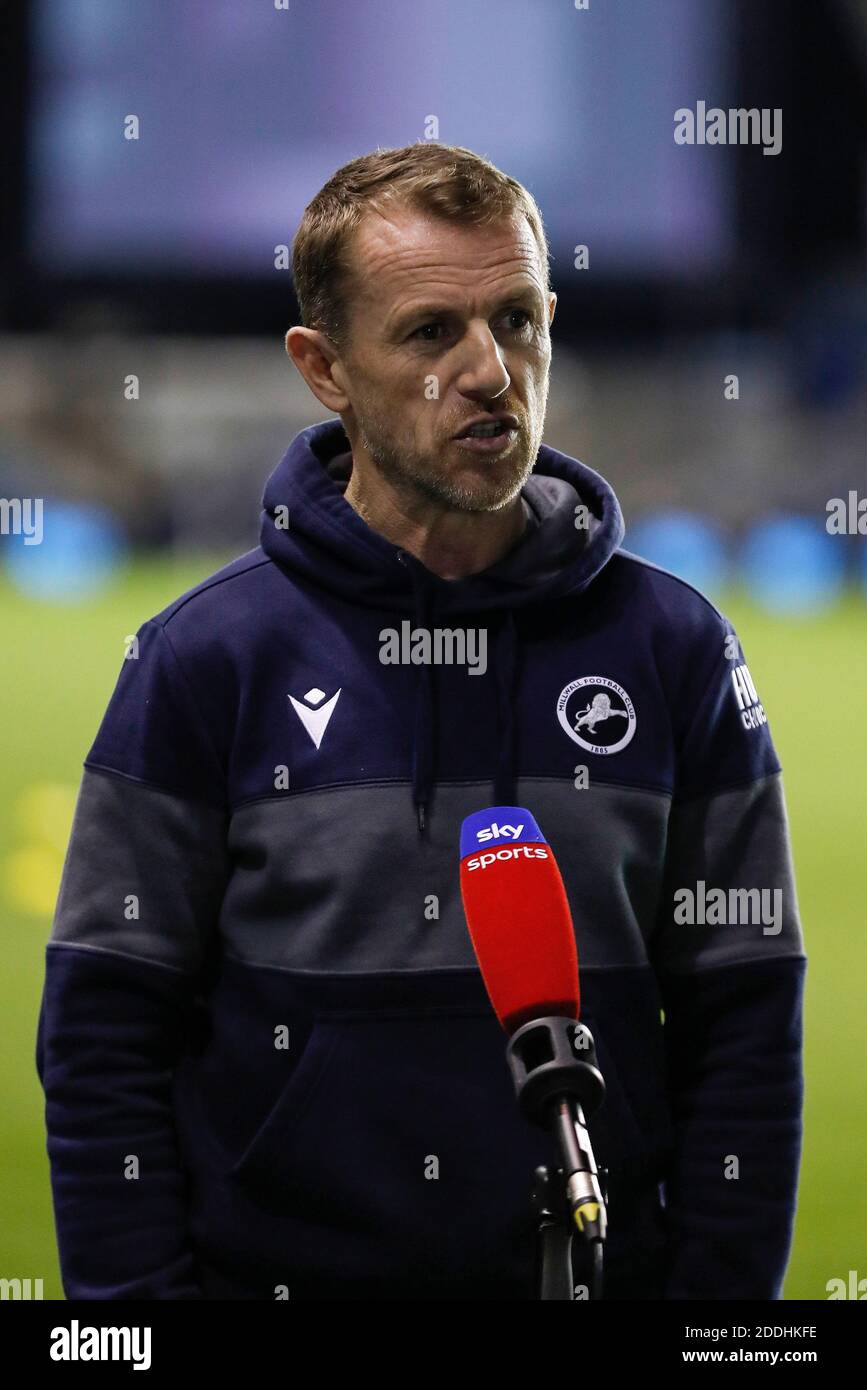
410,311 -> 532,341
412,322 -> 445,341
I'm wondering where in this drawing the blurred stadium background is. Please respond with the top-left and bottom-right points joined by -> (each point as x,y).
1,0 -> 865,1299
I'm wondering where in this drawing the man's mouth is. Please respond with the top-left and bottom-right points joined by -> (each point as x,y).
454,413 -> 520,440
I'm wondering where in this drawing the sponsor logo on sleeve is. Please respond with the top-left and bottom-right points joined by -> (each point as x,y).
730,664 -> 767,731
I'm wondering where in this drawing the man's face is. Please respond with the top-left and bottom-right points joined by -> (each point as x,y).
333,205 -> 556,513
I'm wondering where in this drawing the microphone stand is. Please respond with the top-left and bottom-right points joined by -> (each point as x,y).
506,1017 -> 608,1301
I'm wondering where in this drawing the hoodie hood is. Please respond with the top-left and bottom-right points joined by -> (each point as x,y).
261,418 -> 625,830
262,417 -> 624,615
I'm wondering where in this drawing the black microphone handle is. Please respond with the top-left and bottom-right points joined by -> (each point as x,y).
506,1016 -> 608,1243
551,1095 -> 607,1244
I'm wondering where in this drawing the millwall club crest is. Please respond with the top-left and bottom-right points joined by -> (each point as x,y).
557,676 -> 636,755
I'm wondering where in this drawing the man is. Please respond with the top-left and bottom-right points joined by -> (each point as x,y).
37,143 -> 806,1300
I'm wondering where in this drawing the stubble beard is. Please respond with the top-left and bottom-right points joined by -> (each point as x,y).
356,394 -> 547,514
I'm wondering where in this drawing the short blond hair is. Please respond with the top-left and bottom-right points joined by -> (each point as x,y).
292,142 -> 550,347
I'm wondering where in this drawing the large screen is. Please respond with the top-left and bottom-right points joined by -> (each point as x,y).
29,0 -> 730,279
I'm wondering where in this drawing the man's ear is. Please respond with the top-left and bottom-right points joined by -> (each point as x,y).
547,293 -> 557,327
285,327 -> 350,413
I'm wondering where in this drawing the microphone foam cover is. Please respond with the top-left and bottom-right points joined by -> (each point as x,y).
459,807 -> 579,1033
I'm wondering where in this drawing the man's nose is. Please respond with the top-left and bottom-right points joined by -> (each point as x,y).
454,324 -> 511,400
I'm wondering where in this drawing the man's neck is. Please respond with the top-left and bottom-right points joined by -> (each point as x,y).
344,462 -> 528,581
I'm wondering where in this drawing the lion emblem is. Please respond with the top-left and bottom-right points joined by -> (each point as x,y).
573,692 -> 628,735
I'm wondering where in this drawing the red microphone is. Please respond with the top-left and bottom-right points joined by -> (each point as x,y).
459,806 -> 608,1286
459,806 -> 579,1033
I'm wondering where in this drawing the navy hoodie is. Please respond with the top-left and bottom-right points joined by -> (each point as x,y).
36,417 -> 806,1300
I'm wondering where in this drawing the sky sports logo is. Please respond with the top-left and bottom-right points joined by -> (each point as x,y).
466,846 -> 550,871
476,821 -> 524,842
460,806 -> 549,866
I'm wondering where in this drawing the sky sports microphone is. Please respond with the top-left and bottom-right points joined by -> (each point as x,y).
459,807 -> 608,1254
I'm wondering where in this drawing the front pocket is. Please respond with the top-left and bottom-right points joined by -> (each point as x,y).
227,1009 -> 556,1272
229,1020 -> 344,1186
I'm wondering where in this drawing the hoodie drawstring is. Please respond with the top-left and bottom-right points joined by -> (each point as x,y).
404,556 -> 520,833
407,561 -> 437,833
492,610 -> 519,810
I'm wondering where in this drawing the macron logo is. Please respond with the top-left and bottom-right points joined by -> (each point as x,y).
476,822 -> 524,843
288,686 -> 341,749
